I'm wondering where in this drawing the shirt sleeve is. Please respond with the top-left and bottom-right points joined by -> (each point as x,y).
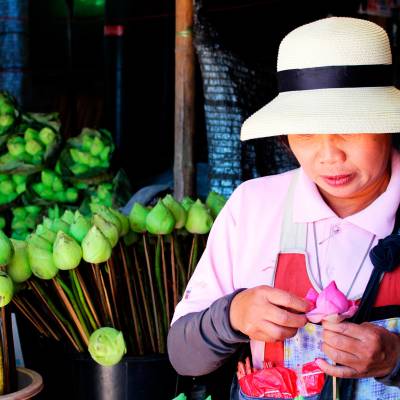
167,289 -> 249,376
168,186 -> 247,376
171,186 -> 242,323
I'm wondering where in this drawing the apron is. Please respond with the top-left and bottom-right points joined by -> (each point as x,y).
234,173 -> 400,400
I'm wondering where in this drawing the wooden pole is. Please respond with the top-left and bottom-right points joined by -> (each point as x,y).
174,0 -> 195,200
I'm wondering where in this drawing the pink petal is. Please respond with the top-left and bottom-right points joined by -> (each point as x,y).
340,303 -> 358,319
305,288 -> 319,307
316,281 -> 349,314
305,310 -> 325,323
305,281 -> 358,323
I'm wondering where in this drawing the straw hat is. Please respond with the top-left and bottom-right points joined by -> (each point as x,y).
240,17 -> 400,140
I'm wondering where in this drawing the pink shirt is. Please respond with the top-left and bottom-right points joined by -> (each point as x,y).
172,149 -> 400,368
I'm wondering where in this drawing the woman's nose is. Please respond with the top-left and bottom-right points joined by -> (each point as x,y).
317,136 -> 345,164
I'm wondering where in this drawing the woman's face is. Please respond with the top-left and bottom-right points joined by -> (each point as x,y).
287,134 -> 392,214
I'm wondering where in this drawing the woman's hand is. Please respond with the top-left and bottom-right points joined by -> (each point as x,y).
318,321 -> 400,378
229,285 -> 311,342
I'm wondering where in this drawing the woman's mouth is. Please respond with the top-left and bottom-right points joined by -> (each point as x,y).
321,174 -> 353,187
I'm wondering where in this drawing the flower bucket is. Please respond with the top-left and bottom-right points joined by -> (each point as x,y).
0,368 -> 43,400
72,353 -> 178,399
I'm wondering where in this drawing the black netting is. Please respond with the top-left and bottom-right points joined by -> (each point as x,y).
0,0 -> 29,104
194,1 -> 298,196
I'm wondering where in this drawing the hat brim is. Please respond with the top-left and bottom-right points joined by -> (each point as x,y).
240,86 -> 400,140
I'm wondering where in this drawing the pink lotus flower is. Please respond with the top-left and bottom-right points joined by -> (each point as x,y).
305,281 -> 358,323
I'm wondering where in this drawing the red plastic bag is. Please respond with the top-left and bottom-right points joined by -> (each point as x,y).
299,361 -> 325,396
238,360 -> 325,398
239,366 -> 298,398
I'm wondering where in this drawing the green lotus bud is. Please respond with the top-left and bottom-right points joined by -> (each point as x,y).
173,394 -> 187,400
65,188 -> 78,203
0,180 -> 15,196
97,183 -> 112,199
25,139 -> 43,156
36,224 -> 56,243
27,242 -> 58,280
31,154 -> 42,165
93,214 -> 118,247
25,217 -> 36,230
13,207 -> 27,219
24,128 -> 39,141
162,194 -> 187,229
88,327 -> 126,367
53,231 -> 82,270
0,102 -> 14,115
109,208 -> 129,236
206,191 -> 227,218
15,183 -> 26,195
128,203 -> 149,233
88,155 -> 100,168
8,240 -> 32,283
0,115 -> 14,132
0,230 -> 13,266
26,205 -> 41,215
32,182 -> 44,195
52,176 -> 63,192
70,149 -> 91,165
0,272 -> 13,307
61,210 -> 75,225
39,127 -> 56,146
185,200 -> 214,234
91,205 -> 121,235
6,193 -> 18,203
181,196 -> 195,212
7,137 -> 25,157
146,200 -> 175,235
12,220 -> 26,231
82,134 -> 94,151
69,211 -> 91,243
50,218 -> 70,234
27,233 -> 52,252
99,146 -> 111,161
74,181 -> 88,190
48,204 -> 61,219
0,194 -> 7,205
70,163 -> 89,175
90,136 -> 105,156
41,170 -> 54,187
12,174 -> 26,185
82,225 -> 112,263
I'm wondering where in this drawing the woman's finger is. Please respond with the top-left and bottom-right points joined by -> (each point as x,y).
260,320 -> 298,341
263,302 -> 308,328
322,329 -> 363,356
322,342 -> 360,369
315,358 -> 359,379
265,287 -> 311,313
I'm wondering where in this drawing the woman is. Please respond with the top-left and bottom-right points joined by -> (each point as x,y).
168,17 -> 400,399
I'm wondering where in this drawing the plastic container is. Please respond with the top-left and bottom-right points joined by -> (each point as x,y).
72,354 -> 178,400
0,368 -> 43,399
